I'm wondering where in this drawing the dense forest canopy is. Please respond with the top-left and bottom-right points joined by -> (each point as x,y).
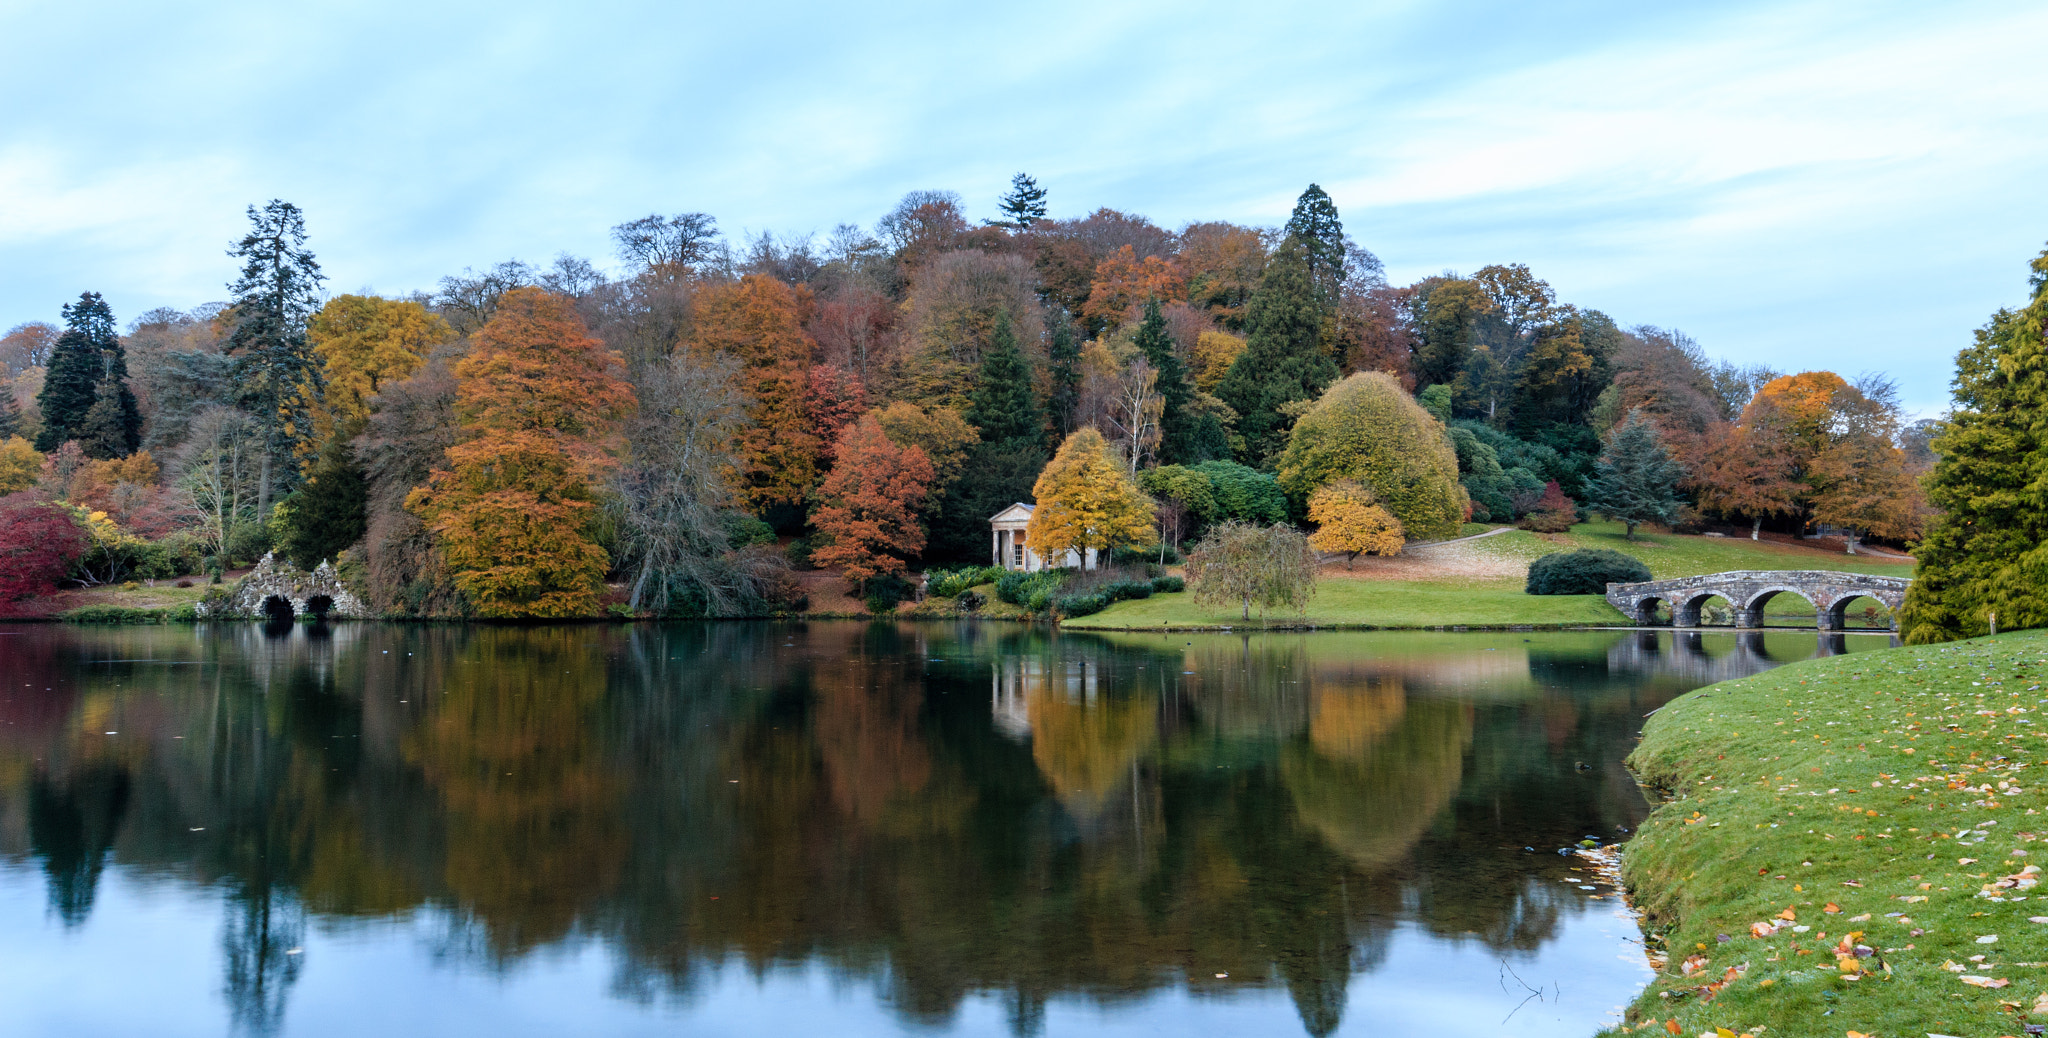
0,181 -> 1948,618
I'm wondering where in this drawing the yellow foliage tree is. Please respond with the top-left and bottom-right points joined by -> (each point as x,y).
309,295 -> 453,429
0,436 -> 41,494
1192,330 -> 1246,393
1026,428 -> 1155,565
872,401 -> 978,491
1306,480 -> 1405,566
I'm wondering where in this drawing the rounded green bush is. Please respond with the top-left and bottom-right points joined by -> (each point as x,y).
1276,372 -> 1464,540
1151,575 -> 1185,593
1525,549 -> 1652,596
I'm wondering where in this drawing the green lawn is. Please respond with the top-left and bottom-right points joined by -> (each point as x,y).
1060,577 -> 1626,629
1065,522 -> 1915,631
1611,629 -> 2048,1037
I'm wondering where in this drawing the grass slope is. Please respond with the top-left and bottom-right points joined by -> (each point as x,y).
1612,629 -> 2048,1037
1068,522 -> 1914,631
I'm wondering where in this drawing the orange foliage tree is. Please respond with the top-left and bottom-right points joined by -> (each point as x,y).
1081,245 -> 1185,333
810,415 -> 935,591
692,275 -> 822,509
407,287 -> 635,618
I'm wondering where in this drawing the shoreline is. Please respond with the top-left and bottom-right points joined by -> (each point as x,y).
1602,629 -> 2047,1036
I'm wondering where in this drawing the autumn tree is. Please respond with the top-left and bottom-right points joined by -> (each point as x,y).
0,494 -> 86,603
406,287 -> 634,618
1588,410 -> 1683,540
1276,372 -> 1464,540
1306,481 -> 1405,566
308,295 -> 453,429
1900,244 -> 2048,642
225,200 -> 327,518
1026,428 -> 1155,566
811,415 -> 935,592
612,211 -> 723,283
1179,222 -> 1270,328
1516,480 -> 1577,533
1078,340 -> 1162,471
875,401 -> 978,495
1408,277 -> 1491,391
691,274 -> 822,511
1187,521 -> 1318,621
1081,245 -> 1185,334
1683,421 -> 1799,539
804,364 -> 867,462
1731,370 -> 1923,541
0,437 -> 40,494
899,251 -> 1042,408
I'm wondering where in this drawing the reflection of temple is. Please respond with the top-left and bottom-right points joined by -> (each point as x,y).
989,655 -> 1107,741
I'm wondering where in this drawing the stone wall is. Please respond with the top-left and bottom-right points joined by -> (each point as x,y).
196,553 -> 369,620
1603,570 -> 1911,630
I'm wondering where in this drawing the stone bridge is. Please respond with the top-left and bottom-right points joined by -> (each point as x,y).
1604,570 -> 1911,631
195,553 -> 368,620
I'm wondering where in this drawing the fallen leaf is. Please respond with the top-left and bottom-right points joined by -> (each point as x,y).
1750,921 -> 1779,938
1665,1019 -> 1682,1036
1959,974 -> 2010,988
1778,907 -> 1798,920
1824,902 -> 1842,913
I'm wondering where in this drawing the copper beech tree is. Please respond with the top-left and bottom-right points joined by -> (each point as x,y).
811,415 -> 935,592
407,288 -> 635,618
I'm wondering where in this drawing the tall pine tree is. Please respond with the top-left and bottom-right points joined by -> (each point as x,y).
1898,244 -> 2048,643
992,173 -> 1048,230
1283,183 -> 1346,305
1215,239 -> 1339,465
1133,297 -> 1224,464
1045,313 -> 1080,448
0,384 -> 22,440
966,314 -> 1043,451
35,292 -> 134,453
225,200 -> 327,518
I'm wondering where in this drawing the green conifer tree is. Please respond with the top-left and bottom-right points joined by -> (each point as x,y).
0,386 -> 21,440
34,292 -> 120,452
1899,244 -> 2048,643
1045,314 -> 1080,447
1215,239 -> 1339,464
75,374 -> 134,460
966,313 -> 1043,451
1283,183 -> 1346,304
992,173 -> 1048,230
1588,409 -> 1683,540
277,437 -> 368,569
225,200 -> 327,518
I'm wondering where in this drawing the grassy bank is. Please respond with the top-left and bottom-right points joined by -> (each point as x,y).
1611,629 -> 2048,1036
1067,522 -> 1915,631
1061,576 -> 1626,629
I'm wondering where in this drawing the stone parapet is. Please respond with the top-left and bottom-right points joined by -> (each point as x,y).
1603,570 -> 1910,630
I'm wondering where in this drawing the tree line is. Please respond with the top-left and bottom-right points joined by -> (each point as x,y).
0,176 -> 1968,622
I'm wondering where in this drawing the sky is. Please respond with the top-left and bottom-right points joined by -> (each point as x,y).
3,0 -> 2044,413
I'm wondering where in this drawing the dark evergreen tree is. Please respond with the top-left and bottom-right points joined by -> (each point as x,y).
225,200 -> 327,518
0,389 -> 20,440
992,172 -> 1048,229
76,375 -> 133,460
1283,183 -> 1346,304
1214,240 -> 1339,465
34,292 -> 120,452
1588,409 -> 1683,540
1045,313 -> 1080,447
1133,297 -> 1220,464
966,314 -> 1043,451
277,437 -> 367,569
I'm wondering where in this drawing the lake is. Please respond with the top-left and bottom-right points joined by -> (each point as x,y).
0,622 -> 1892,1037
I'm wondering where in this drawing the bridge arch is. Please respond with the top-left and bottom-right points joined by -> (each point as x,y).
1738,586 -> 1819,629
1604,570 -> 1911,631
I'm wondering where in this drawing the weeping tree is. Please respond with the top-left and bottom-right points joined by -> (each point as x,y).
1185,520 -> 1319,621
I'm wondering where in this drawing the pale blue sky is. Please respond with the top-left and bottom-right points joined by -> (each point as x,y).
3,0 -> 2043,412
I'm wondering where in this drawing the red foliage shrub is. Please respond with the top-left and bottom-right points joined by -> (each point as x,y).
0,492 -> 86,601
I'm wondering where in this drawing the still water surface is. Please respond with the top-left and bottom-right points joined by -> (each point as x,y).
0,622 -> 1891,1037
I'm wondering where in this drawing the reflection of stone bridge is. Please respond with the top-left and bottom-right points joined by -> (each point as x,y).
1604,629 -> 1885,686
1605,570 -> 1911,631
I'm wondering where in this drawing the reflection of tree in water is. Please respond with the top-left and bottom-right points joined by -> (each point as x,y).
404,627 -> 625,957
1282,687 -> 1471,872
27,762 -> 130,926
220,883 -> 304,1037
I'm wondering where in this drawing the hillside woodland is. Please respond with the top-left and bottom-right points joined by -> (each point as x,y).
0,179 -> 1981,626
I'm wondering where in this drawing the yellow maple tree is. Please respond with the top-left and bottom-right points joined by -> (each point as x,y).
1026,428 -> 1154,564
309,294 -> 453,430
1306,480 -> 1404,566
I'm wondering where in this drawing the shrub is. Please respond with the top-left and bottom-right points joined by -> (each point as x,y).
60,605 -> 171,625
0,494 -> 87,601
996,569 -> 1064,606
224,521 -> 270,567
1055,592 -> 1107,618
928,565 -> 1003,598
1025,587 -> 1056,612
724,514 -> 778,548
1525,549 -> 1652,596
1102,578 -> 1152,601
175,578 -> 194,589
1152,575 -> 1184,593
784,537 -> 815,570
956,590 -> 985,612
860,573 -> 914,614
